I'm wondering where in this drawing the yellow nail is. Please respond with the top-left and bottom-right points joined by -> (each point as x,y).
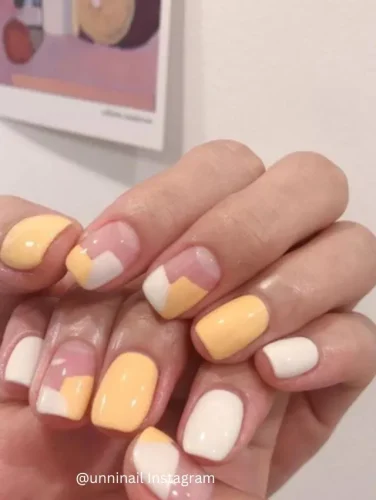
196,296 -> 269,360
91,352 -> 158,433
0,214 -> 72,270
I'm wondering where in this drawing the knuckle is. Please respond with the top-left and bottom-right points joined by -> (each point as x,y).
281,151 -> 349,202
190,139 -> 265,177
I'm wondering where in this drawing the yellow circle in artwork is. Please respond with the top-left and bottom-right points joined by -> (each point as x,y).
76,0 -> 136,46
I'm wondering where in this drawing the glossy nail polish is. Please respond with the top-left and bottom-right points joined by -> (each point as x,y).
91,352 -> 158,432
4,336 -> 43,386
66,221 -> 140,290
183,390 -> 243,461
143,247 -> 221,319
133,427 -> 213,500
263,337 -> 319,378
0,214 -> 72,270
196,295 -> 269,360
37,340 -> 95,420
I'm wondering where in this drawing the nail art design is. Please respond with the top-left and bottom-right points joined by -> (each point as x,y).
263,337 -> 319,379
37,340 -> 95,420
91,352 -> 158,433
4,336 -> 43,387
143,247 -> 221,319
0,214 -> 72,270
133,427 -> 213,500
183,390 -> 243,461
196,295 -> 269,360
66,221 -> 140,290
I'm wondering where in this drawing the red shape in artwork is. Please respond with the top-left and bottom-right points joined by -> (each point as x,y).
3,18 -> 34,64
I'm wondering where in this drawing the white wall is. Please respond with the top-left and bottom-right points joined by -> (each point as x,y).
0,1 -> 375,498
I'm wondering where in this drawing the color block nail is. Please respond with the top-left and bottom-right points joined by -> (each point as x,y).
263,337 -> 319,379
196,295 -> 269,360
0,215 -> 72,270
183,390 -> 243,461
37,340 -> 95,420
143,247 -> 221,319
66,221 -> 140,290
133,427 -> 213,500
4,336 -> 43,386
91,352 -> 158,433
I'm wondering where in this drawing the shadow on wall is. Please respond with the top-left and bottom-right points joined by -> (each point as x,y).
5,0 -> 186,185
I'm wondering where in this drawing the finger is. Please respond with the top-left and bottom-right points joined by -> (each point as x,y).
0,196 -> 81,293
176,363 -> 274,465
124,427 -> 214,500
29,292 -> 123,428
0,297 -> 54,402
91,298 -> 191,435
256,312 -> 376,394
142,152 -> 348,319
192,221 -> 376,362
65,141 -> 264,291
256,312 -> 376,493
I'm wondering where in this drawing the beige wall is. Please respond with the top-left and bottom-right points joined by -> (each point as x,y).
0,1 -> 375,498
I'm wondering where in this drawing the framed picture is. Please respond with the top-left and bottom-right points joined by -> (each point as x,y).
0,0 -> 171,150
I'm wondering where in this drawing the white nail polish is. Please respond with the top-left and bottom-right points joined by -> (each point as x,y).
142,266 -> 169,313
263,337 -> 319,379
36,387 -> 68,417
5,336 -> 43,386
182,390 -> 243,461
133,428 -> 179,500
85,251 -> 124,290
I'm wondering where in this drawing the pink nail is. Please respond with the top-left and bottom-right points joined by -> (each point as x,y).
66,221 -> 140,290
143,247 -> 221,319
36,340 -> 95,420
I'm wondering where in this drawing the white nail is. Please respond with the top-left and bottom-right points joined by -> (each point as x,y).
5,336 -> 43,386
84,251 -> 124,290
263,337 -> 319,379
142,266 -> 169,313
36,387 -> 68,417
183,390 -> 243,461
133,428 -> 179,500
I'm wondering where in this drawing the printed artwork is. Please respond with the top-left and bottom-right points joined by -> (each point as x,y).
0,0 -> 161,111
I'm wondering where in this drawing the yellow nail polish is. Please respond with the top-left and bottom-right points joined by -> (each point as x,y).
91,352 -> 158,433
0,214 -> 72,270
196,296 -> 269,360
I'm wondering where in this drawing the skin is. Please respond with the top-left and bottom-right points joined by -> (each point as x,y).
0,142 -> 375,499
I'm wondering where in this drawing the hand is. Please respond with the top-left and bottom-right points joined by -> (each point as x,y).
0,142 -> 375,499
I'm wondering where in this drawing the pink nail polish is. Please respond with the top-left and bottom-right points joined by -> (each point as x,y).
66,221 -> 140,290
143,247 -> 221,319
36,340 -> 95,420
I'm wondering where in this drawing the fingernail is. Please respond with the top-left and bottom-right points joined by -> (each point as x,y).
143,247 -> 221,319
36,340 -> 95,420
183,390 -> 243,461
196,296 -> 269,360
263,337 -> 319,379
66,221 -> 140,290
4,336 -> 43,386
0,215 -> 72,270
133,427 -> 213,500
91,352 -> 158,433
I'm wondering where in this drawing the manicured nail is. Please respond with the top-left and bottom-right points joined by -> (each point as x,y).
143,247 -> 221,319
91,352 -> 158,433
183,390 -> 243,461
133,427 -> 213,500
66,221 -> 140,290
4,336 -> 43,386
37,340 -> 95,420
196,295 -> 269,360
263,337 -> 319,379
0,215 -> 72,270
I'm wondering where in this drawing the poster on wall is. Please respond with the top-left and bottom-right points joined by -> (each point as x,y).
0,0 -> 171,151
